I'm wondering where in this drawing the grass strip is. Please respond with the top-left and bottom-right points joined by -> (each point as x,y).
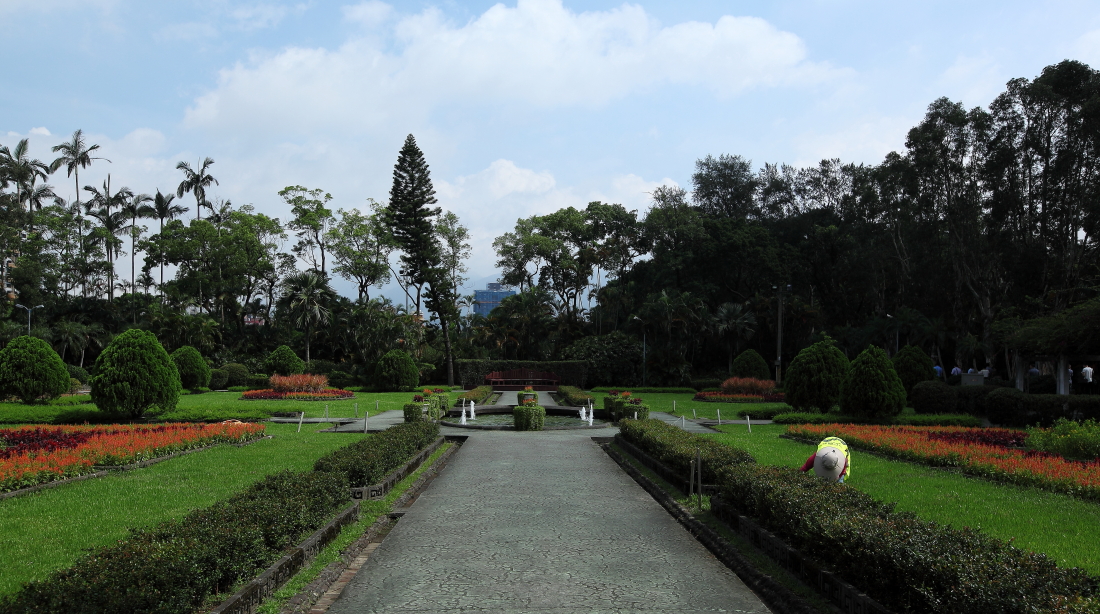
0,423 -> 364,596
623,391 -> 788,420
255,442 -> 454,614
708,423 -> 1100,575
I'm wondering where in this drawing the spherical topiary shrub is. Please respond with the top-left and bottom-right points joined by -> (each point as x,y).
266,345 -> 305,376
373,349 -> 419,391
911,380 -> 958,415
892,345 -> 935,401
209,368 -> 229,390
66,364 -> 90,385
785,336 -> 850,413
221,363 -> 250,387
91,329 -> 181,418
731,349 -> 772,381
0,335 -> 71,404
171,346 -> 211,390
841,345 -> 906,419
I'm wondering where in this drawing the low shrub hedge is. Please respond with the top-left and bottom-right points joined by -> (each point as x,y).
513,405 -> 546,431
716,463 -> 1097,614
618,418 -> 754,483
911,380 -> 958,414
690,378 -> 723,391
986,388 -> 1100,427
955,384 -> 1002,415
403,402 -> 424,423
456,385 -> 493,405
247,374 -> 271,390
591,386 -> 696,394
731,407 -> 790,420
771,412 -> 981,427
313,421 -> 439,487
0,470 -> 349,614
558,385 -> 593,406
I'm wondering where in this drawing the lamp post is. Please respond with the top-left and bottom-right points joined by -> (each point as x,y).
633,316 -> 646,387
773,285 -> 790,385
885,314 -> 898,356
15,304 -> 44,335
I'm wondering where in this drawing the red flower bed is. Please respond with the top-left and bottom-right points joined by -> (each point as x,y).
270,373 -> 328,393
240,388 -> 354,400
0,423 -> 266,493
788,423 -> 1100,501
720,377 -> 776,396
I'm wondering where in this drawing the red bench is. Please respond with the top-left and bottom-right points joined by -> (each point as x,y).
484,369 -> 561,391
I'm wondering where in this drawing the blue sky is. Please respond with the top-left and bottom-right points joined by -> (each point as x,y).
4,0 -> 1100,301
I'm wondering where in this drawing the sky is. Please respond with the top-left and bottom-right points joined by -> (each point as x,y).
4,0 -> 1100,303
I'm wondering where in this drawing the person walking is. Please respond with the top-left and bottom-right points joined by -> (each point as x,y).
1083,364 -> 1094,395
800,436 -> 851,483
951,364 -> 963,377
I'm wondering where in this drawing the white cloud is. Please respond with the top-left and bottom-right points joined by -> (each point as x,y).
184,0 -> 838,137
28,127 -> 51,136
936,54 -> 1006,107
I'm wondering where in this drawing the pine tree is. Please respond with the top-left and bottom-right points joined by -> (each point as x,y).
385,134 -> 441,314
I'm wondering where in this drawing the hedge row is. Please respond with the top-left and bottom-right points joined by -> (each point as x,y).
771,412 -> 981,427
558,385 -> 593,406
453,359 -> 588,389
591,386 -> 696,394
618,419 -> 754,483
617,418 -> 1097,613
455,385 -> 493,405
717,463 -> 1097,614
313,421 -> 440,486
0,470 -> 349,614
0,422 -> 444,613
913,381 -> 1100,427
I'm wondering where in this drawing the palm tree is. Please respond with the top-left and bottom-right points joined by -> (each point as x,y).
51,130 -> 109,297
52,320 -> 89,364
121,192 -> 154,296
83,175 -> 133,301
51,130 -> 108,208
713,302 -> 757,376
279,270 -> 336,363
176,157 -> 218,220
1,139 -> 52,211
150,190 -> 188,291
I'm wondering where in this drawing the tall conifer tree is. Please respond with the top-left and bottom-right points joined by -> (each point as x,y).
385,134 -> 441,314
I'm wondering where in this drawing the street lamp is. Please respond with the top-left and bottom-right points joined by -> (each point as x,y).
633,316 -> 646,387
15,304 -> 44,335
885,314 -> 898,355
773,285 -> 790,385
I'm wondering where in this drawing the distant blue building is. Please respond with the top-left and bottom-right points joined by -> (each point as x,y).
474,283 -> 516,316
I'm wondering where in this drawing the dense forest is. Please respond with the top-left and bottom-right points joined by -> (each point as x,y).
2,60 -> 1098,387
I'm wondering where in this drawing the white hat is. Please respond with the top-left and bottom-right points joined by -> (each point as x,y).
813,446 -> 845,481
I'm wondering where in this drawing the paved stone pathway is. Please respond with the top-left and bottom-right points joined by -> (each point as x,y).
324,426 -> 770,613
649,411 -> 720,434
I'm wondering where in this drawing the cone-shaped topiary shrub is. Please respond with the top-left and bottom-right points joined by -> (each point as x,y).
91,329 -> 181,418
221,363 -> 250,387
892,344 -> 935,401
730,349 -> 772,381
374,349 -> 420,391
841,345 -> 906,418
171,346 -> 211,389
266,345 -> 305,376
0,335 -> 70,404
785,336 -> 850,412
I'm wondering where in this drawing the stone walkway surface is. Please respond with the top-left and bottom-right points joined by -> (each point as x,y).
324,426 -> 770,613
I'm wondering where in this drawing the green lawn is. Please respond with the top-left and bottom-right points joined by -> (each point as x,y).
0,391 -> 424,424
610,391 -> 787,420
0,423 -> 365,596
708,423 -> 1100,575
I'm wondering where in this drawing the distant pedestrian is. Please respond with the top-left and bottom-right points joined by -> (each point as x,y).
951,365 -> 962,376
1029,365 -> 1040,377
933,364 -> 944,379
1084,365 -> 1095,383
801,437 -> 851,483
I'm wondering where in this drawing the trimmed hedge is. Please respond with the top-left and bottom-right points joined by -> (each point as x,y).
911,380 -> 958,414
731,349 -> 771,381
247,374 -> 271,390
266,345 -> 305,376
732,407 -> 790,420
955,384 -> 1002,415
985,387 -> 1100,427
454,359 -> 589,389
891,344 -> 934,400
403,402 -> 424,423
0,470 -> 349,614
456,385 -> 493,405
65,364 -> 89,385
558,385 -> 593,406
513,405 -> 546,431
221,363 -> 250,387
841,345 -> 905,418
784,336 -> 849,413
209,368 -> 229,390
690,378 -> 723,391
313,421 -> 439,486
618,418 -> 755,483
0,336 -> 70,403
90,329 -> 181,418
374,349 -> 419,391
717,463 -> 1096,614
772,412 -> 981,427
591,386 -> 696,394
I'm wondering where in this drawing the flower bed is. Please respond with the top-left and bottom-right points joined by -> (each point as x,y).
692,390 -> 786,403
0,423 -> 266,493
239,388 -> 354,401
787,423 -> 1100,501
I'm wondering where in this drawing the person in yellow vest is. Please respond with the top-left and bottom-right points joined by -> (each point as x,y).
800,436 -> 851,483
